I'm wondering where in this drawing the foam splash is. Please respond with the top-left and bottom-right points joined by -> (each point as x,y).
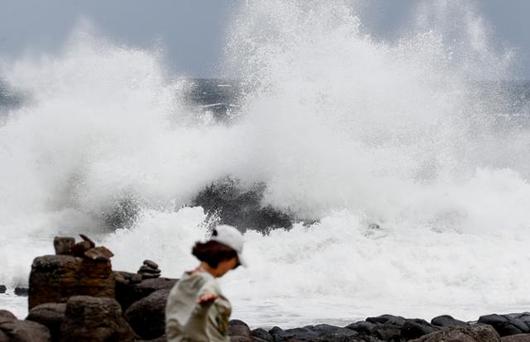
2,0 -> 530,327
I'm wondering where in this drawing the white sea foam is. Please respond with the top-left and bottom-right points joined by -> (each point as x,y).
1,0 -> 530,327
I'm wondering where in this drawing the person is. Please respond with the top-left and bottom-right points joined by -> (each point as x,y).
165,225 -> 247,342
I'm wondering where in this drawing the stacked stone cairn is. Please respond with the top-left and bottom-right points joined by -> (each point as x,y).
138,259 -> 161,279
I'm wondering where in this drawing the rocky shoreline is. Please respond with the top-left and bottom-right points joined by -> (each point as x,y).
1,236 -> 530,341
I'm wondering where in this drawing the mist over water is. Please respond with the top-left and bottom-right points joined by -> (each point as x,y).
2,0 -> 530,326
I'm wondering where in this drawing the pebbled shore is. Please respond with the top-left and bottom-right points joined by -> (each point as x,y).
1,236 -> 530,341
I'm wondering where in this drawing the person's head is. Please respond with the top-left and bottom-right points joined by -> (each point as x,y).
192,225 -> 246,277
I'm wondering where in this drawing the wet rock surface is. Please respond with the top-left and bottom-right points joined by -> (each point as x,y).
192,177 -> 294,231
60,295 -> 135,342
0,285 -> 6,294
6,235 -> 530,341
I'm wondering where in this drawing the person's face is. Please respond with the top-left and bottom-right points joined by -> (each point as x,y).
215,257 -> 239,277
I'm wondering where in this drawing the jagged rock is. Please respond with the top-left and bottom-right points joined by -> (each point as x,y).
60,295 -> 135,342
410,324 -> 500,342
29,255 -> 114,309
229,320 -> 251,341
53,237 -> 75,255
346,321 -> 378,335
431,315 -> 468,328
71,241 -> 93,257
269,324 -> 361,341
192,177 -> 293,231
0,285 -> 5,294
479,314 -> 530,336
78,234 -> 95,248
115,274 -> 176,311
15,287 -> 29,296
251,328 -> 274,342
143,260 -> 159,269
401,319 -> 438,340
0,310 -> 17,324
124,288 -> 170,339
84,246 -> 114,261
0,319 -> 51,342
26,303 -> 66,341
502,334 -> 530,342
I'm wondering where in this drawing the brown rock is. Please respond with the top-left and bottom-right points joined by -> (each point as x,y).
0,319 -> 51,342
502,334 -> 530,342
26,303 -> 66,341
124,288 -> 170,339
29,255 -> 115,309
411,324 -> 500,342
53,237 -> 75,256
0,310 -> 17,324
138,265 -> 161,274
229,319 -> 251,339
78,234 -> 95,248
60,295 -> 135,342
84,246 -> 114,261
70,241 -> 93,257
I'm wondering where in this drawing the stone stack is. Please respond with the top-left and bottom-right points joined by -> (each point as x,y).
137,259 -> 161,279
29,235 -> 115,310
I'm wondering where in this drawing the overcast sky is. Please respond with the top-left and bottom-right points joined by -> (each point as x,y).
0,0 -> 529,78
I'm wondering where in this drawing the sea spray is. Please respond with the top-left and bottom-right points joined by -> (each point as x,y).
1,0 -> 530,327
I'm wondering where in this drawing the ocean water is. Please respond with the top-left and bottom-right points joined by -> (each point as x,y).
2,0 -> 530,328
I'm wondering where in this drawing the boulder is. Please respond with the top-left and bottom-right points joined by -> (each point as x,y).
124,288 -> 170,339
479,314 -> 530,337
251,328 -> 274,342
53,237 -> 75,255
410,324 -> 500,342
268,324 -> 361,341
0,319 -> 51,342
229,320 -> 251,341
0,310 -> 17,324
84,246 -> 114,261
60,295 -> 135,342
0,285 -> 6,294
26,303 -> 66,341
29,255 -> 115,309
431,315 -> 468,328
502,334 -> 530,342
115,274 -> 176,311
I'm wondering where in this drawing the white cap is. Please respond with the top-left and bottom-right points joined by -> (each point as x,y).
211,225 -> 247,267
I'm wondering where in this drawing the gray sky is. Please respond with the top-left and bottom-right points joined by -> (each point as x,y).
0,0 -> 529,78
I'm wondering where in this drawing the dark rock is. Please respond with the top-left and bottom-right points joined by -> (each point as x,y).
251,328 -> 274,341
29,255 -> 115,309
0,310 -> 17,324
230,319 -> 251,339
84,246 -> 114,261
15,287 -> 29,296
346,321 -> 378,335
143,260 -> 159,269
366,314 -> 407,326
268,324 -> 361,341
141,273 -> 161,280
401,319 -> 437,340
431,315 -> 468,328
0,319 -> 51,342
26,303 -> 66,341
138,265 -> 161,274
410,324 -> 500,342
502,334 -> 530,341
115,274 -> 176,311
78,234 -> 96,248
0,285 -> 5,294
0,330 -> 7,342
479,314 -> 530,336
124,288 -> 170,339
70,241 -> 93,257
53,237 -> 75,256
192,177 -> 293,231
60,295 -> 135,342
